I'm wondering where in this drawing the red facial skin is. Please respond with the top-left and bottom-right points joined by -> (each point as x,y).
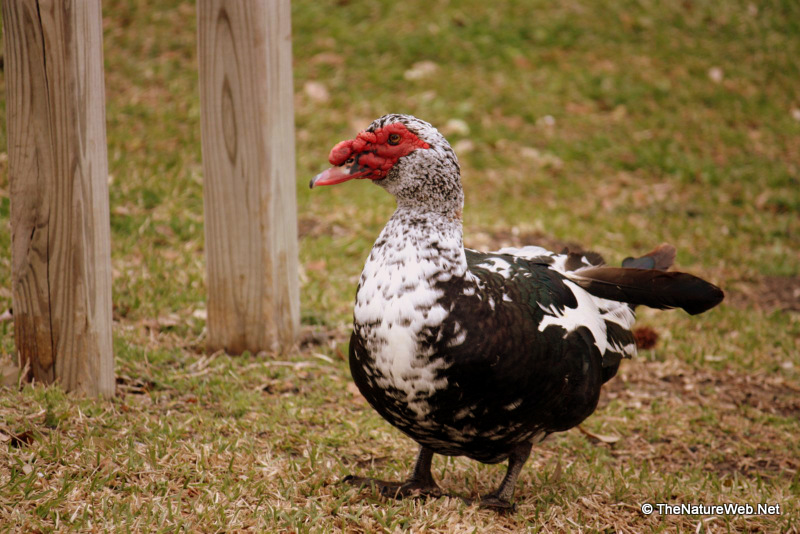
310,123 -> 430,187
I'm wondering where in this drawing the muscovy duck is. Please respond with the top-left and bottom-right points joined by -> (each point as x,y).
310,114 -> 723,509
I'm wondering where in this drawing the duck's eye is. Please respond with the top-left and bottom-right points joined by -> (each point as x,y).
388,133 -> 401,145
346,158 -> 354,164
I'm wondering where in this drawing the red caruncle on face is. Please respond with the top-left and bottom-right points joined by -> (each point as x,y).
327,122 -> 430,181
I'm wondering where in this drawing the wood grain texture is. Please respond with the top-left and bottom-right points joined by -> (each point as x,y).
2,0 -> 114,396
198,0 -> 300,354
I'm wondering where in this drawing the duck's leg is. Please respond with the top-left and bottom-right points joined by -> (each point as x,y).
386,445 -> 443,498
477,441 -> 533,511
344,445 -> 443,499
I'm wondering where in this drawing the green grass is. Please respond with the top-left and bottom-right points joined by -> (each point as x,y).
1,0 -> 799,531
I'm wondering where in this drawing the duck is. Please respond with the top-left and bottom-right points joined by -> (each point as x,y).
310,114 -> 724,509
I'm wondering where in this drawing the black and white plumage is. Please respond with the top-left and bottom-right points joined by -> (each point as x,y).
311,114 -> 724,509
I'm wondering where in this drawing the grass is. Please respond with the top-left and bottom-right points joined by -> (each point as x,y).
1,0 -> 799,531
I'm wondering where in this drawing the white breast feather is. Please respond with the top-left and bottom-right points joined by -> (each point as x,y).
355,218 -> 465,419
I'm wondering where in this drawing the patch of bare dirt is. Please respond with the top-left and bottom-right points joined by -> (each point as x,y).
726,275 -> 800,313
605,358 -> 800,419
599,358 -> 800,477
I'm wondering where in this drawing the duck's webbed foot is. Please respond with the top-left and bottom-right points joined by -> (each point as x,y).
473,492 -> 517,511
473,441 -> 533,512
344,446 -> 443,500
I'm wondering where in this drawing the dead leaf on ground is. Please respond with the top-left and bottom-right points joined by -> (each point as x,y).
8,429 -> 36,448
578,425 -> 622,444
550,456 -> 563,482
633,326 -> 659,350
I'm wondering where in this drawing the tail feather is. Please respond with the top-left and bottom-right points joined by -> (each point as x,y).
568,267 -> 724,315
622,243 -> 676,271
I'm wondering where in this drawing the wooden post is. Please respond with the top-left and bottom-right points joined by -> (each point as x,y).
2,0 -> 115,397
197,0 -> 300,354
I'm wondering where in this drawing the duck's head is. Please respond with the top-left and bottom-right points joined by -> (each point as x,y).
311,114 -> 463,214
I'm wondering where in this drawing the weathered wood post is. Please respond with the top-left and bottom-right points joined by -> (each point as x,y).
197,0 -> 300,354
2,0 -> 115,397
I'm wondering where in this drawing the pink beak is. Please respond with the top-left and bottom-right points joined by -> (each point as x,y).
309,159 -> 373,188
